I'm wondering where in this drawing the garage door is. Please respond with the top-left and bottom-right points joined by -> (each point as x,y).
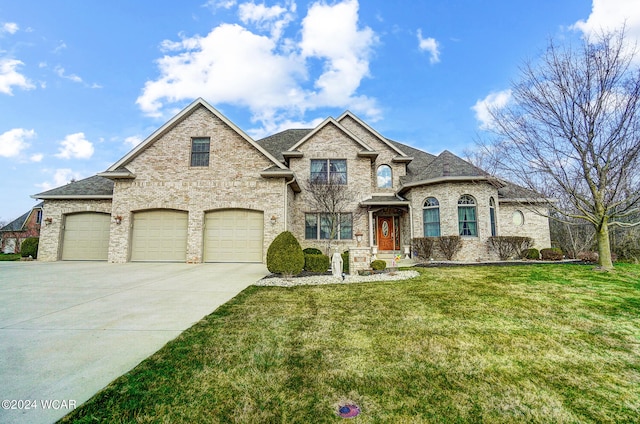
204,209 -> 263,262
61,213 -> 111,260
131,210 -> 188,262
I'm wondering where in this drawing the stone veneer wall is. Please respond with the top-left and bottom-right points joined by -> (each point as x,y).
406,182 -> 502,261
498,203 -> 551,250
288,122 -> 372,254
38,199 -> 113,261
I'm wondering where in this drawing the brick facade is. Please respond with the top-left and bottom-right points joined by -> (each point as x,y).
33,98 -> 552,264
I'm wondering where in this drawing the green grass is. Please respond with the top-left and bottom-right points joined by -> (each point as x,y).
0,253 -> 21,261
61,264 -> 640,423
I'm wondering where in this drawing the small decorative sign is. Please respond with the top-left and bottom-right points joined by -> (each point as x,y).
337,404 -> 361,418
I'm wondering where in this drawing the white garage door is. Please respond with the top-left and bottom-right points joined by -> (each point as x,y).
204,209 -> 263,262
131,210 -> 188,262
61,213 -> 111,260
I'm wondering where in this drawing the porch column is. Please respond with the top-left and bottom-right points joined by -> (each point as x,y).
368,209 -> 374,247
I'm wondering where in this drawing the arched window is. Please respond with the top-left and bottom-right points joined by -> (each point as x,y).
377,165 -> 392,188
458,195 -> 478,236
489,197 -> 497,236
423,197 -> 441,237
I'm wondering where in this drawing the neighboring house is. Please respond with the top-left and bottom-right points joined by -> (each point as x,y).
32,98 -> 550,263
0,203 -> 43,254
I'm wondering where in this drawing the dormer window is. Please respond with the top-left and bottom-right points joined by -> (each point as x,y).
310,159 -> 347,184
190,137 -> 210,167
377,165 -> 392,188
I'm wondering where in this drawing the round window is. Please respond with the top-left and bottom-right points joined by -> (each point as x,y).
512,210 -> 524,226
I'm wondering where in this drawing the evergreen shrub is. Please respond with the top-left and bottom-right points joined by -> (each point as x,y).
266,231 -> 304,275
371,259 -> 386,271
21,237 -> 39,259
304,253 -> 330,273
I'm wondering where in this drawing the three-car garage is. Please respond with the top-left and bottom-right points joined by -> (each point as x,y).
59,209 -> 264,263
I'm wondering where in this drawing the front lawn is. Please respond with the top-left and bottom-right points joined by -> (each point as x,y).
0,253 -> 21,261
62,264 -> 640,423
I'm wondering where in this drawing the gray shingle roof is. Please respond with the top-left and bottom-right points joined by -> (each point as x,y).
0,202 -> 43,232
33,175 -> 114,198
257,129 -> 313,162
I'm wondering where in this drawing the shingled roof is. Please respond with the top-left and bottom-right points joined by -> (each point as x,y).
0,202 -> 42,232
255,129 -> 314,163
32,175 -> 114,199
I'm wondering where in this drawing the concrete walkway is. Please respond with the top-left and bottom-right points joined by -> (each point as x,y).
0,261 -> 266,424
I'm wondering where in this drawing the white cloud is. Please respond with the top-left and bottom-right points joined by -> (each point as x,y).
472,89 -> 512,130
238,1 -> 295,39
1,22 -> 19,34
572,0 -> 640,50
55,132 -> 94,159
30,153 -> 43,162
0,128 -> 36,157
124,135 -> 143,148
203,0 -> 237,10
137,0 -> 380,131
417,29 -> 440,64
37,168 -> 83,191
0,58 -> 35,95
54,66 -> 83,83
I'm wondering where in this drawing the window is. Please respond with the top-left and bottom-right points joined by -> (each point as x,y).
190,137 -> 210,167
489,197 -> 497,236
36,209 -> 43,225
423,197 -> 441,237
377,165 -> 392,188
310,159 -> 347,184
305,213 -> 353,240
458,195 -> 478,236
512,210 -> 524,227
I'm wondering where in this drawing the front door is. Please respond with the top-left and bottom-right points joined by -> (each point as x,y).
377,216 -> 395,250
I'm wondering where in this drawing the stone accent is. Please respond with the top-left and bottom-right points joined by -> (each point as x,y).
107,105 -> 286,263
38,199 -> 113,261
349,246 -> 372,275
498,203 -> 551,250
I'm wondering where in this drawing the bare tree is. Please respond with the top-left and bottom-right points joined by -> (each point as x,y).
304,174 -> 363,254
481,28 -> 640,270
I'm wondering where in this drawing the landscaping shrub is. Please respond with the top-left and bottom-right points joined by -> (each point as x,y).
489,236 -> 533,260
266,231 -> 304,276
437,236 -> 462,260
412,237 -> 435,259
303,247 -> 322,255
20,237 -> 39,259
304,253 -> 330,273
342,250 -> 349,273
371,259 -> 386,271
540,247 -> 563,261
524,248 -> 540,260
577,251 -> 599,263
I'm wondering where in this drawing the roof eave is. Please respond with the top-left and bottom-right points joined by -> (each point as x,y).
31,194 -> 113,200
392,156 -> 413,163
398,176 -> 504,193
96,171 -> 136,180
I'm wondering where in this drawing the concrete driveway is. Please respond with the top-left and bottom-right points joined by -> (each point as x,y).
0,261 -> 267,424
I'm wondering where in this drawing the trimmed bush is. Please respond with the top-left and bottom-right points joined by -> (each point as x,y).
413,237 -> 435,259
371,259 -> 386,271
342,251 -> 349,273
303,247 -> 323,255
437,236 -> 462,260
489,236 -> 533,260
540,248 -> 563,261
524,248 -> 540,260
20,237 -> 39,259
304,253 -> 330,273
577,251 -> 598,263
266,231 -> 304,276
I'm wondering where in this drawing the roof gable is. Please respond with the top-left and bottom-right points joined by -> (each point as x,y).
337,111 -> 409,157
106,98 -> 287,173
287,117 -> 376,153
0,203 -> 43,232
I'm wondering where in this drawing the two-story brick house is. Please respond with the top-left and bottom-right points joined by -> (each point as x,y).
33,98 -> 550,263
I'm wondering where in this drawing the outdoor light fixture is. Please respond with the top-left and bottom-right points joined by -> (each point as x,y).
270,215 -> 277,225
355,231 -> 363,246
44,217 -> 53,225
114,215 -> 123,225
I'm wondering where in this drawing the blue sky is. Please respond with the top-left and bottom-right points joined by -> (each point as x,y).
1,0 -> 638,223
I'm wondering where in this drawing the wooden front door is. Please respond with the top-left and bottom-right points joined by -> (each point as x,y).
377,216 -> 395,250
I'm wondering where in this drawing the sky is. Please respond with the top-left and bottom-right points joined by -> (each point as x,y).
1,0 -> 639,223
